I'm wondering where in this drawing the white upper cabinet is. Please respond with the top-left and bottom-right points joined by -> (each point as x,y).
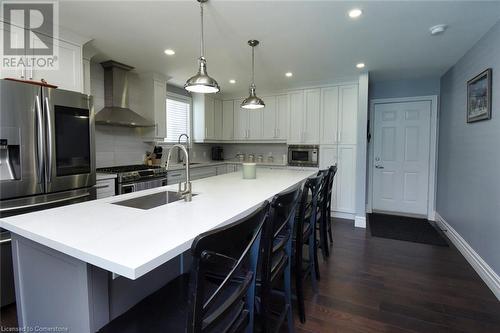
262,96 -> 277,140
304,89 -> 321,144
320,86 -> 339,144
247,108 -> 263,139
338,85 -> 358,144
261,95 -> 287,141
222,100 -> 234,140
193,94 -> 222,142
31,36 -> 83,93
320,84 -> 358,145
214,99 -> 223,140
288,91 -> 304,143
288,89 -> 320,144
233,99 -> 247,140
0,22 -> 84,93
276,94 -> 288,140
140,73 -> 167,139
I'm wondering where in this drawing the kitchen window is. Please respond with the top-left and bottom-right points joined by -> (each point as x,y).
165,94 -> 191,143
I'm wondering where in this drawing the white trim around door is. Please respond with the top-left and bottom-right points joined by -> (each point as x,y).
367,95 -> 438,221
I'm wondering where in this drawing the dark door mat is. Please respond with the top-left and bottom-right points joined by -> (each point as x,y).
368,213 -> 449,246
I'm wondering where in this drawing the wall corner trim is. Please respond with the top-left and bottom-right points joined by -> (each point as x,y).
435,212 -> 500,301
354,215 -> 367,228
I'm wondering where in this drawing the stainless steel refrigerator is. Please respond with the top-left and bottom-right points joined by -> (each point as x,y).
0,79 -> 96,306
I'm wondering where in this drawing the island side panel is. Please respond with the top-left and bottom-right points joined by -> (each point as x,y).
11,234 -> 109,333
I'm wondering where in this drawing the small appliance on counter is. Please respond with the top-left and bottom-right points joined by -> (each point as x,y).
211,146 -> 224,161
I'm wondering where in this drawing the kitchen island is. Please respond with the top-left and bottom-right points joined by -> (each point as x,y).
0,169 -> 315,332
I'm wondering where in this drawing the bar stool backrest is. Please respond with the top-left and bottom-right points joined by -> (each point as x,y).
187,201 -> 270,333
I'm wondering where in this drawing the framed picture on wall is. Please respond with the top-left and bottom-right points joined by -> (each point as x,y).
467,68 -> 492,123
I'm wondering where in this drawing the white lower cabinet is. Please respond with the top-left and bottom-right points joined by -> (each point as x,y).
320,145 -> 356,214
95,179 -> 116,199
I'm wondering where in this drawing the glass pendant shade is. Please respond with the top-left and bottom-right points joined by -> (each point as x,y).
241,40 -> 265,110
185,0 -> 219,94
185,57 -> 219,93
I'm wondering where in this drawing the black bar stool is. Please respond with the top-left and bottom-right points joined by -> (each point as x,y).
293,175 -> 323,323
256,186 -> 301,333
98,201 -> 269,333
316,169 -> 330,259
325,165 -> 337,245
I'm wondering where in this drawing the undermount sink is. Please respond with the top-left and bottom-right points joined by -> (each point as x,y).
112,191 -> 197,210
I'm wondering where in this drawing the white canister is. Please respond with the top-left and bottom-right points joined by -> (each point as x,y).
242,163 -> 257,179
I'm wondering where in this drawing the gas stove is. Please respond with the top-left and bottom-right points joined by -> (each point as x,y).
97,164 -> 167,184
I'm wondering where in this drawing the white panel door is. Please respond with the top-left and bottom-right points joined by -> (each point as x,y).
338,85 -> 358,144
288,91 -> 304,143
262,96 -> 277,139
320,87 -> 339,144
304,89 -> 321,144
214,99 -> 223,140
372,101 -> 431,215
276,94 -> 288,140
222,100 -> 234,140
233,99 -> 247,140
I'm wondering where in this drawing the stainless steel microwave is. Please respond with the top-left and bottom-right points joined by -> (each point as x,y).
288,145 -> 319,167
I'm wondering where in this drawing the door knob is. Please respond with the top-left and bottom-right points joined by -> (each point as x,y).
375,165 -> 384,169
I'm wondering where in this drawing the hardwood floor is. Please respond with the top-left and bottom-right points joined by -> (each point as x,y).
2,219 -> 499,332
295,219 -> 500,333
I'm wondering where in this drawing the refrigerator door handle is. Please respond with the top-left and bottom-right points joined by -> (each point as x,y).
35,95 -> 45,184
0,192 -> 91,213
44,96 -> 54,183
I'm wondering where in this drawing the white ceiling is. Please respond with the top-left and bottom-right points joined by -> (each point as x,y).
59,0 -> 500,97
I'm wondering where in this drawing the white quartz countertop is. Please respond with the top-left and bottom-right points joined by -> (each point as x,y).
0,169 -> 315,280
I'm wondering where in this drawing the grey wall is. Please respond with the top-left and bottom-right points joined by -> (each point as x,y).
437,21 -> 500,274
370,77 -> 440,100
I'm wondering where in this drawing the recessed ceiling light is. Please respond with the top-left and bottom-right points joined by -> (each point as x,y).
285,72 -> 293,77
348,8 -> 363,18
429,24 -> 448,35
164,49 -> 175,55
229,79 -> 236,84
356,63 -> 365,69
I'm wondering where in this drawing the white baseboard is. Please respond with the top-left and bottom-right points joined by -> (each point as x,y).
354,215 -> 366,228
435,212 -> 500,301
332,211 -> 355,220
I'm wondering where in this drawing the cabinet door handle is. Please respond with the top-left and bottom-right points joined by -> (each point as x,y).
339,129 -> 342,143
29,66 -> 33,80
95,184 -> 110,190
21,64 -> 25,79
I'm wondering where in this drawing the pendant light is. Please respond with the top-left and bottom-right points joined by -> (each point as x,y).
241,40 -> 265,109
184,0 -> 219,93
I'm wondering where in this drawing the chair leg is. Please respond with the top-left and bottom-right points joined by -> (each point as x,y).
295,272 -> 306,323
285,240 -> 295,333
309,231 -> 319,291
320,215 -> 329,259
327,217 -> 333,245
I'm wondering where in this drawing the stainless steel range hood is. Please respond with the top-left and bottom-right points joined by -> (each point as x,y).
95,60 -> 154,127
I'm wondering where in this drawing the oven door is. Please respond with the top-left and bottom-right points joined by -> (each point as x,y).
118,177 -> 167,195
43,87 -> 95,194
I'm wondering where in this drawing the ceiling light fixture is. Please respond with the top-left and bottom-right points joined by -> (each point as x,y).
429,24 -> 448,35
348,8 -> 363,18
229,79 -> 236,84
184,0 -> 219,94
241,40 -> 265,110
164,49 -> 175,56
285,72 -> 293,77
356,63 -> 365,69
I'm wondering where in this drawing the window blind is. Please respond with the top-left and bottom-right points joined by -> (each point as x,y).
166,98 -> 190,142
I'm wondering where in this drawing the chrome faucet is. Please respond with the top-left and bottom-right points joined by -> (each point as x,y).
165,144 -> 192,202
177,133 -> 189,163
